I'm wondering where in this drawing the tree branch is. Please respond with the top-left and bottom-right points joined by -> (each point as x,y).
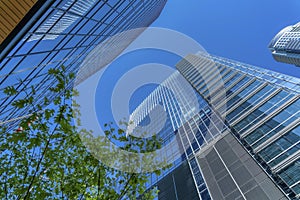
117,174 -> 135,200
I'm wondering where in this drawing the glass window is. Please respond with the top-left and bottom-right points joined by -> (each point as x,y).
211,73 -> 242,98
207,71 -> 235,94
224,73 -> 242,87
258,126 -> 300,163
232,91 -> 292,132
292,183 -> 300,195
226,80 -> 262,110
222,70 -> 235,81
226,85 -> 275,122
200,74 -> 223,94
199,67 -> 227,89
244,99 -> 300,147
278,159 -> 300,187
200,189 -> 211,200
213,76 -> 251,106
193,75 -> 204,86
228,76 -> 251,95
268,143 -> 300,167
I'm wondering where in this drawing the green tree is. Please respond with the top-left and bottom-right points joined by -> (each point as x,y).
0,66 -> 165,199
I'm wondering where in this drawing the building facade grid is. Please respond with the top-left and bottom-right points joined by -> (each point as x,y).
177,53 -> 300,199
269,22 -> 300,67
0,0 -> 167,130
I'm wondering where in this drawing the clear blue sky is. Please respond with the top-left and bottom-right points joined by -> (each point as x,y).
96,0 -> 300,126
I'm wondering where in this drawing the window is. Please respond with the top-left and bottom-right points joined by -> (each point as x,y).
226,80 -> 262,110
226,85 -> 275,122
258,126 -> 300,165
232,90 -> 292,133
278,159 -> 300,188
244,99 -> 300,147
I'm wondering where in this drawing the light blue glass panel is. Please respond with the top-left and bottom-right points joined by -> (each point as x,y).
206,71 -> 235,95
258,125 -> 300,163
244,99 -> 300,146
197,67 -> 227,90
228,76 -> 251,94
269,143 -> 300,167
200,71 -> 227,94
210,73 -> 242,99
227,85 -> 275,122
226,80 -> 262,109
212,76 -> 251,106
232,90 -> 292,132
222,70 -> 235,81
278,159 -> 300,187
224,73 -> 242,87
292,184 -> 300,195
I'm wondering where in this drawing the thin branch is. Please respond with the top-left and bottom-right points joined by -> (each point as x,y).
22,123 -> 59,200
117,174 -> 135,200
21,69 -> 69,199
97,166 -> 101,198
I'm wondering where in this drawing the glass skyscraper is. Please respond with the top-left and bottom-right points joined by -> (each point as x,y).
0,0 -> 167,130
269,22 -> 300,67
129,70 -> 218,200
131,52 -> 300,199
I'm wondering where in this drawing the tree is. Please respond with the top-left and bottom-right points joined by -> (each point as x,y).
0,66 -> 165,199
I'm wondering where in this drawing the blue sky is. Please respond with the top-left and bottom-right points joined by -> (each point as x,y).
96,0 -> 300,126
153,0 -> 300,77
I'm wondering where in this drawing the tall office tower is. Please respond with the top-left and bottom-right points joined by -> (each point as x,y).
269,22 -> 300,67
177,53 -> 300,200
129,70 -> 223,200
0,0 -> 167,130
131,53 -> 300,199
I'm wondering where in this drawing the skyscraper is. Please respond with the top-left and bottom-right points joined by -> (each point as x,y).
269,22 -> 300,67
129,70 -> 217,200
130,52 -> 300,199
0,0 -> 167,130
178,53 -> 300,200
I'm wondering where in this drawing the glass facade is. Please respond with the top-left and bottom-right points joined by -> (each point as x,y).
129,71 -> 225,199
0,0 -> 167,131
131,51 -> 300,199
130,51 -> 300,199
177,53 -> 300,199
269,22 -> 300,67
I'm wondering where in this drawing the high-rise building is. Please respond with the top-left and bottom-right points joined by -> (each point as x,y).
130,52 -> 300,199
178,53 -> 300,200
129,70 -> 218,200
0,0 -> 167,130
269,22 -> 300,67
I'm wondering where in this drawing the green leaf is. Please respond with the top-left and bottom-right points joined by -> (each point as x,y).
45,109 -> 54,120
0,69 -> 167,200
118,129 -> 124,134
48,68 -> 59,75
53,97 -> 61,105
12,99 -> 27,108
3,86 -> 18,96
